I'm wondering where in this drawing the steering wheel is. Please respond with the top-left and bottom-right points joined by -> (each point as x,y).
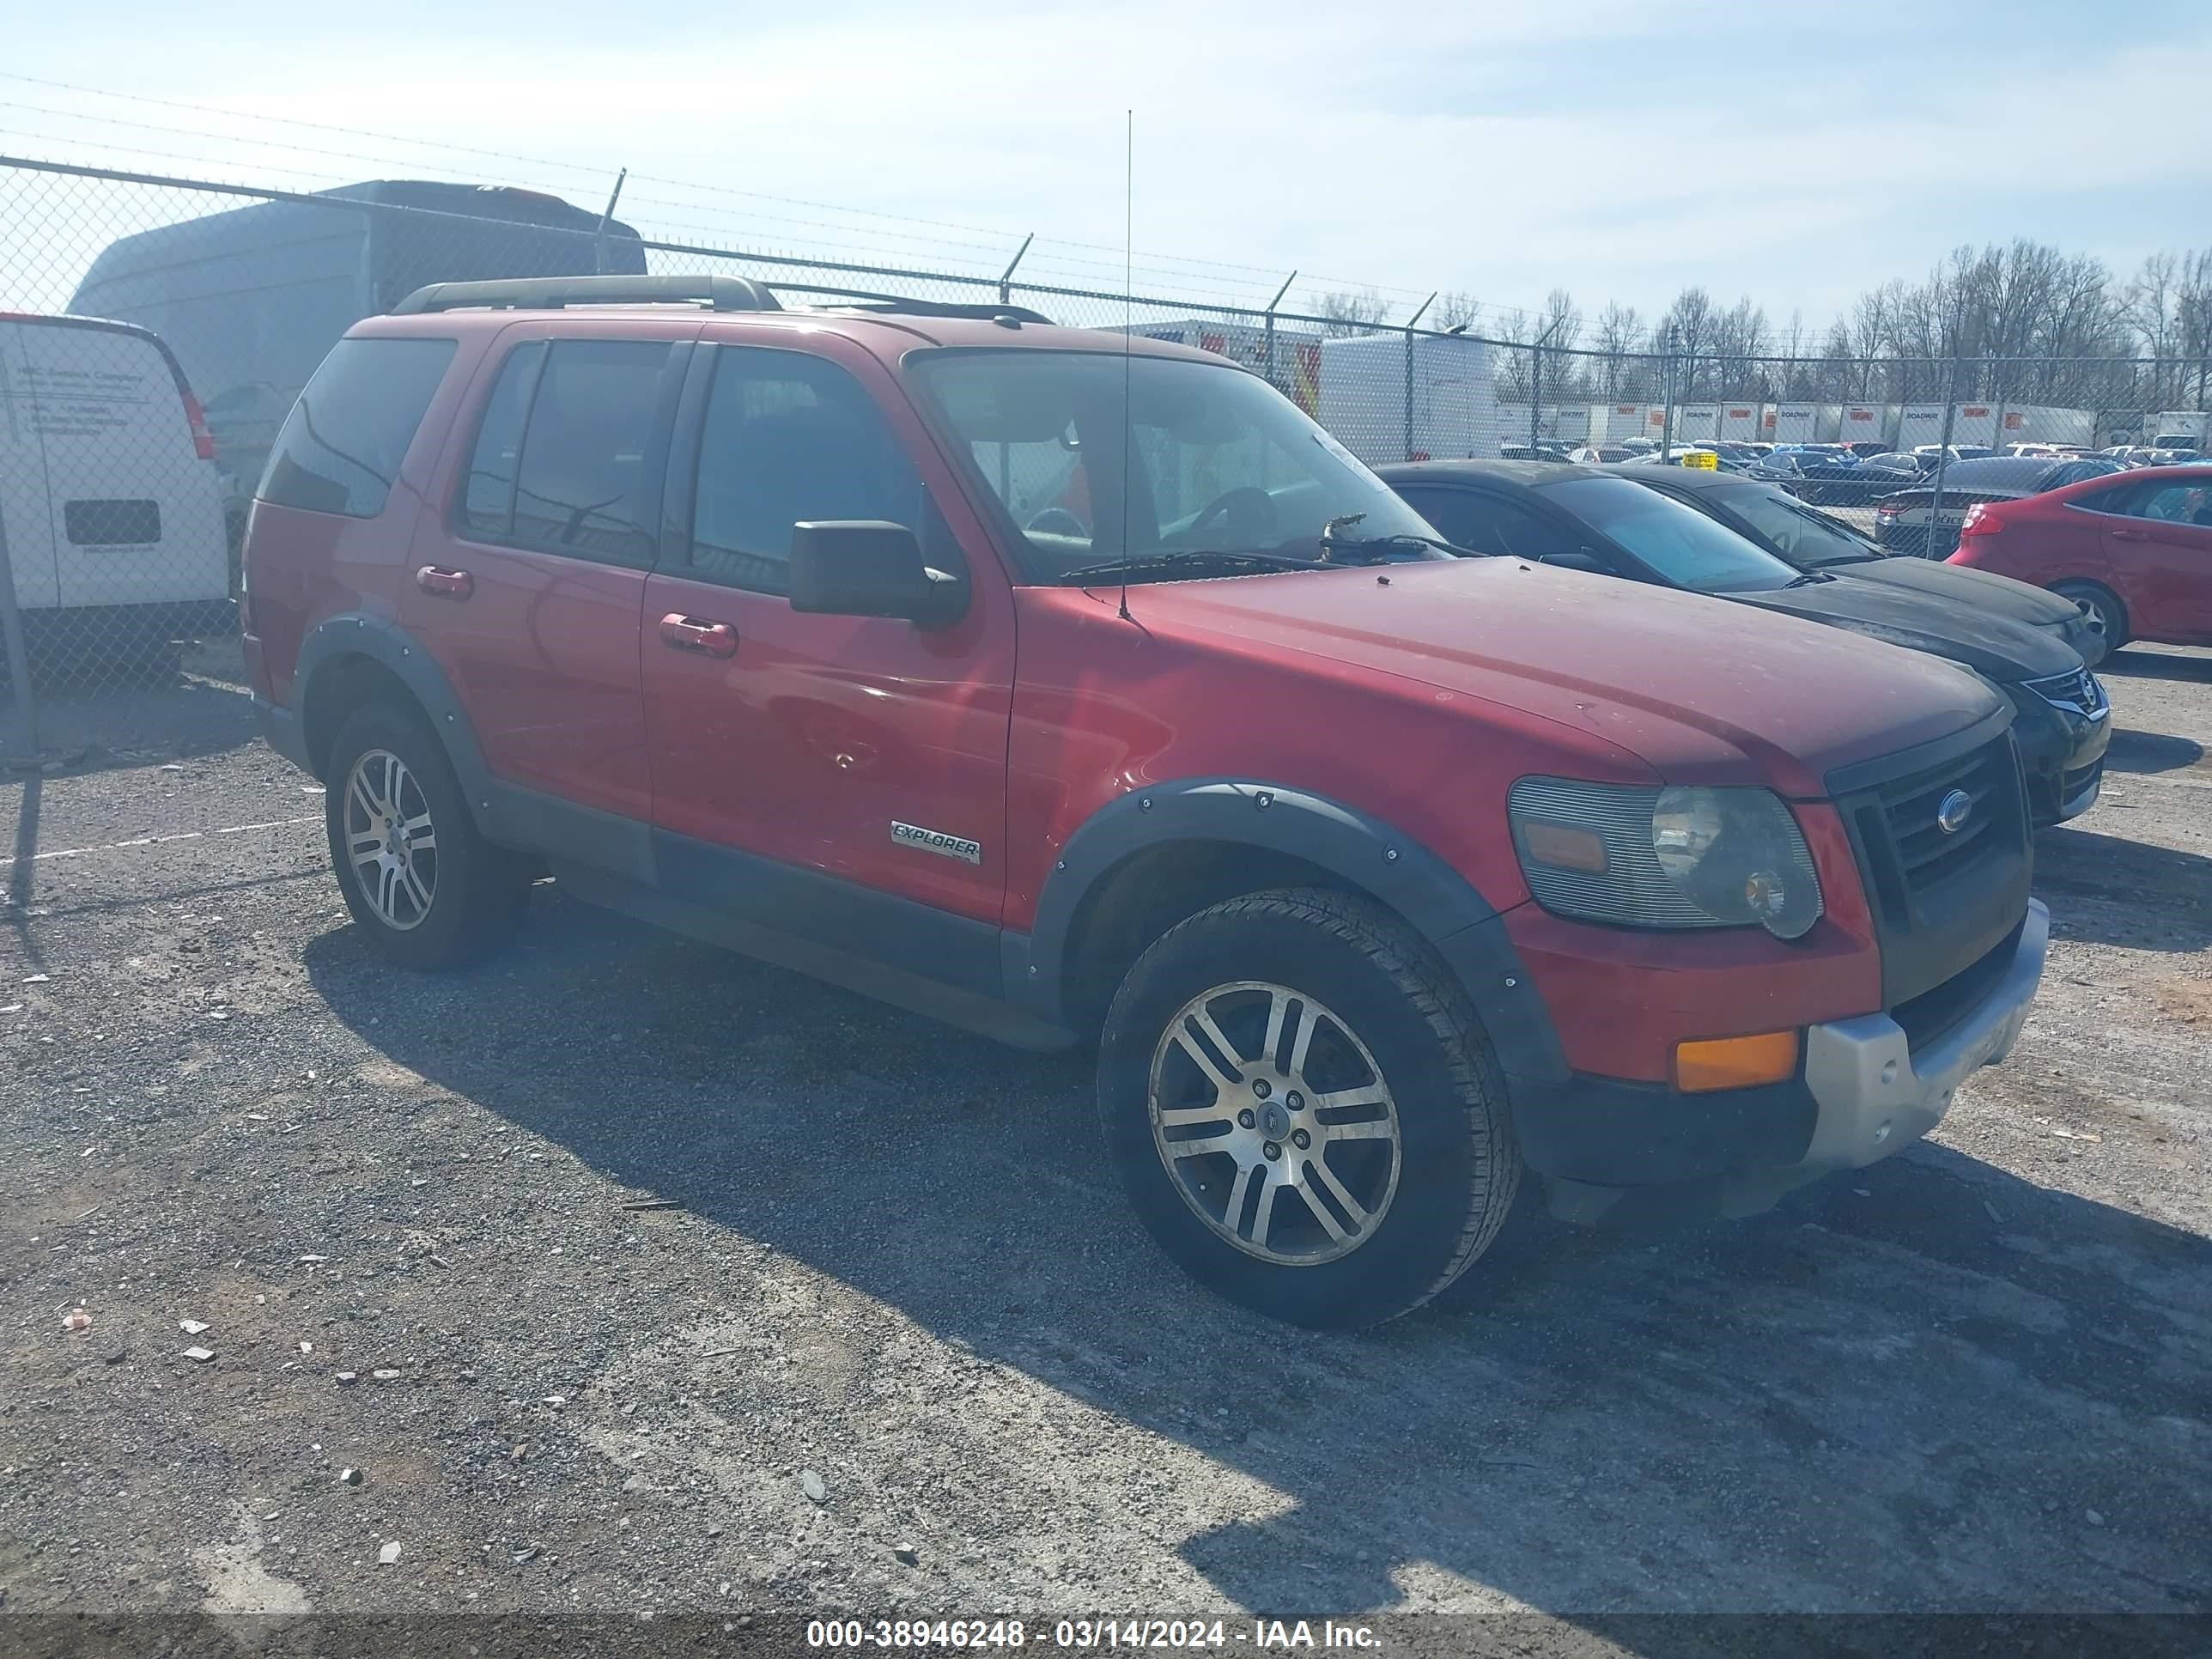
1185,485 -> 1279,543
1025,507 -> 1089,538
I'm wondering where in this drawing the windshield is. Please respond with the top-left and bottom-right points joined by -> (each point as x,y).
1537,476 -> 1800,592
908,349 -> 1440,581
1715,485 -> 1880,567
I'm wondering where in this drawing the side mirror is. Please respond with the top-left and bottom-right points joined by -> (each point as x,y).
788,521 -> 966,627
1539,550 -> 1610,574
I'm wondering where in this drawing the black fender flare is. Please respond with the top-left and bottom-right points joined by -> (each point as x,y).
1007,778 -> 1569,1085
289,611 -> 498,831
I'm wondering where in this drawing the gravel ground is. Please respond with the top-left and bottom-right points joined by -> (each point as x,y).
2,638 -> 2207,1631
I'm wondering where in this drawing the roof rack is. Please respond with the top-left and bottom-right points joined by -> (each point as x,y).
824,295 -> 1054,326
391,274 -> 781,315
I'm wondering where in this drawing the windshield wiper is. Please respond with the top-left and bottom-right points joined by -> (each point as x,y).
1785,570 -> 1838,586
1320,514 -> 1468,562
1058,550 -> 1323,586
1802,552 -> 1881,568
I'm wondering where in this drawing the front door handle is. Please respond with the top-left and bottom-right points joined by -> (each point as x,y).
416,564 -> 473,599
2109,528 -> 2148,541
659,612 -> 738,659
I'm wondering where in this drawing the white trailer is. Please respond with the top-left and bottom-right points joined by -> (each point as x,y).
2150,410 -> 2209,448
1766,403 -> 1830,444
1896,404 -> 1948,449
1717,403 -> 1762,441
1949,404 -> 2002,447
1994,405 -> 2095,447
1674,404 -> 1719,441
1840,404 -> 1890,446
1314,331 -> 1498,467
1589,404 -> 1662,442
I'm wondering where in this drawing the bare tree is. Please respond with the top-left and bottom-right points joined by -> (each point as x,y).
2127,252 -> 2183,409
1313,289 -> 1390,337
1592,301 -> 1644,400
1431,290 -> 1486,332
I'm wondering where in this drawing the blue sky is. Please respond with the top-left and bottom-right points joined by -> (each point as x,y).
6,1 -> 2210,332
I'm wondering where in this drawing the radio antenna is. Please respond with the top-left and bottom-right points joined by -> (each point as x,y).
1118,107 -> 1133,623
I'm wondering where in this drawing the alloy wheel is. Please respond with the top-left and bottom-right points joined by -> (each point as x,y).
1146,981 -> 1403,1266
343,747 -> 439,931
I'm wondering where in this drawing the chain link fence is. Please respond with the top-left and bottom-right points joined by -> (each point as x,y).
3,153 -> 2203,768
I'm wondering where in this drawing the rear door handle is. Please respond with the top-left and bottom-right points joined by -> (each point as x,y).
659,612 -> 738,659
416,564 -> 474,599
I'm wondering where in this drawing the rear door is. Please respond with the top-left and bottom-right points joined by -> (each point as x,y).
2100,478 -> 2212,641
0,319 -> 60,609
641,334 -> 1015,935
17,321 -> 228,611
406,324 -> 690,823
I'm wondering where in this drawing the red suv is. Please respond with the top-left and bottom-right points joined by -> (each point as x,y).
241,276 -> 2050,1328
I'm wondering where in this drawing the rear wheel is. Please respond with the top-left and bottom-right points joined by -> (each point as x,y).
325,702 -> 530,969
1097,888 -> 1521,1328
2053,581 -> 2128,652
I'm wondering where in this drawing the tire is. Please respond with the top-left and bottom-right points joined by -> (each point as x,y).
2052,581 -> 2128,652
324,701 -> 530,969
1097,888 -> 1522,1328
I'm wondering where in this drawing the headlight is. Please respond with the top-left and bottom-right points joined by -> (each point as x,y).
1508,779 -> 1824,939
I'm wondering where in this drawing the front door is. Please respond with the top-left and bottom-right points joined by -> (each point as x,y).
2101,477 -> 2212,643
640,337 -> 1015,935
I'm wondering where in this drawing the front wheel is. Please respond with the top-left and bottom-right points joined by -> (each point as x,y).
2052,581 -> 2128,652
1097,889 -> 1521,1328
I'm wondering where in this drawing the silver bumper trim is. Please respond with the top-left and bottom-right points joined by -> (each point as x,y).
1796,898 -> 2049,1173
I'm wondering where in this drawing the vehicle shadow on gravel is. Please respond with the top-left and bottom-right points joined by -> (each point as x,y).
2102,727 -> 2204,775
2033,825 -> 2212,951
302,890 -> 2212,1617
2099,647 -> 2210,684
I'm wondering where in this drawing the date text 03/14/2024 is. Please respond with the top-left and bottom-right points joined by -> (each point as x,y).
805,1620 -> 1383,1650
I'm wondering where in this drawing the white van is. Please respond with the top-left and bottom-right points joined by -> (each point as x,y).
0,313 -> 232,669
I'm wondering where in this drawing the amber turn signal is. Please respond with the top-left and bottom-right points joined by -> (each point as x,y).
1674,1030 -> 1800,1092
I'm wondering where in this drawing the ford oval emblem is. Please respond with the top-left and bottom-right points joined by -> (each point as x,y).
1936,789 -> 1973,835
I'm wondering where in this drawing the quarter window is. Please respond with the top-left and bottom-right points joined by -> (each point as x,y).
258,337 -> 456,519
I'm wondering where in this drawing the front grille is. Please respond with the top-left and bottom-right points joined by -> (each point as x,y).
1832,726 -> 2033,1010
1892,917 -> 2023,1052
2024,665 -> 2106,719
1875,739 -> 2017,896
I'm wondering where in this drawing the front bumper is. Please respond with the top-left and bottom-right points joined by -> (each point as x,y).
2010,696 -> 2110,826
1531,899 -> 2049,1224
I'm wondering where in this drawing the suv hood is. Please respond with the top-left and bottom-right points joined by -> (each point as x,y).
1117,558 -> 2005,797
1725,570 -> 2081,682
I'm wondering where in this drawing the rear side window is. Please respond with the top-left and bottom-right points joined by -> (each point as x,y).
508,340 -> 672,562
258,337 -> 456,519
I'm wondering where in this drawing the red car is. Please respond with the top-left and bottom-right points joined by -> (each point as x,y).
240,275 -> 2047,1328
1948,464 -> 2212,648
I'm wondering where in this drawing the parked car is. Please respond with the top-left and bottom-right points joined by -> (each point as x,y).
1619,466 -> 2110,667
1874,457 -> 2125,558
1385,460 -> 2108,826
1844,441 -> 1892,459
241,275 -> 2051,1327
1756,449 -> 1919,506
0,312 -> 233,672
1567,444 -> 1638,464
1615,468 -> 2112,823
1500,442 -> 1572,462
1914,444 -> 1996,464
1948,464 -> 2212,650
